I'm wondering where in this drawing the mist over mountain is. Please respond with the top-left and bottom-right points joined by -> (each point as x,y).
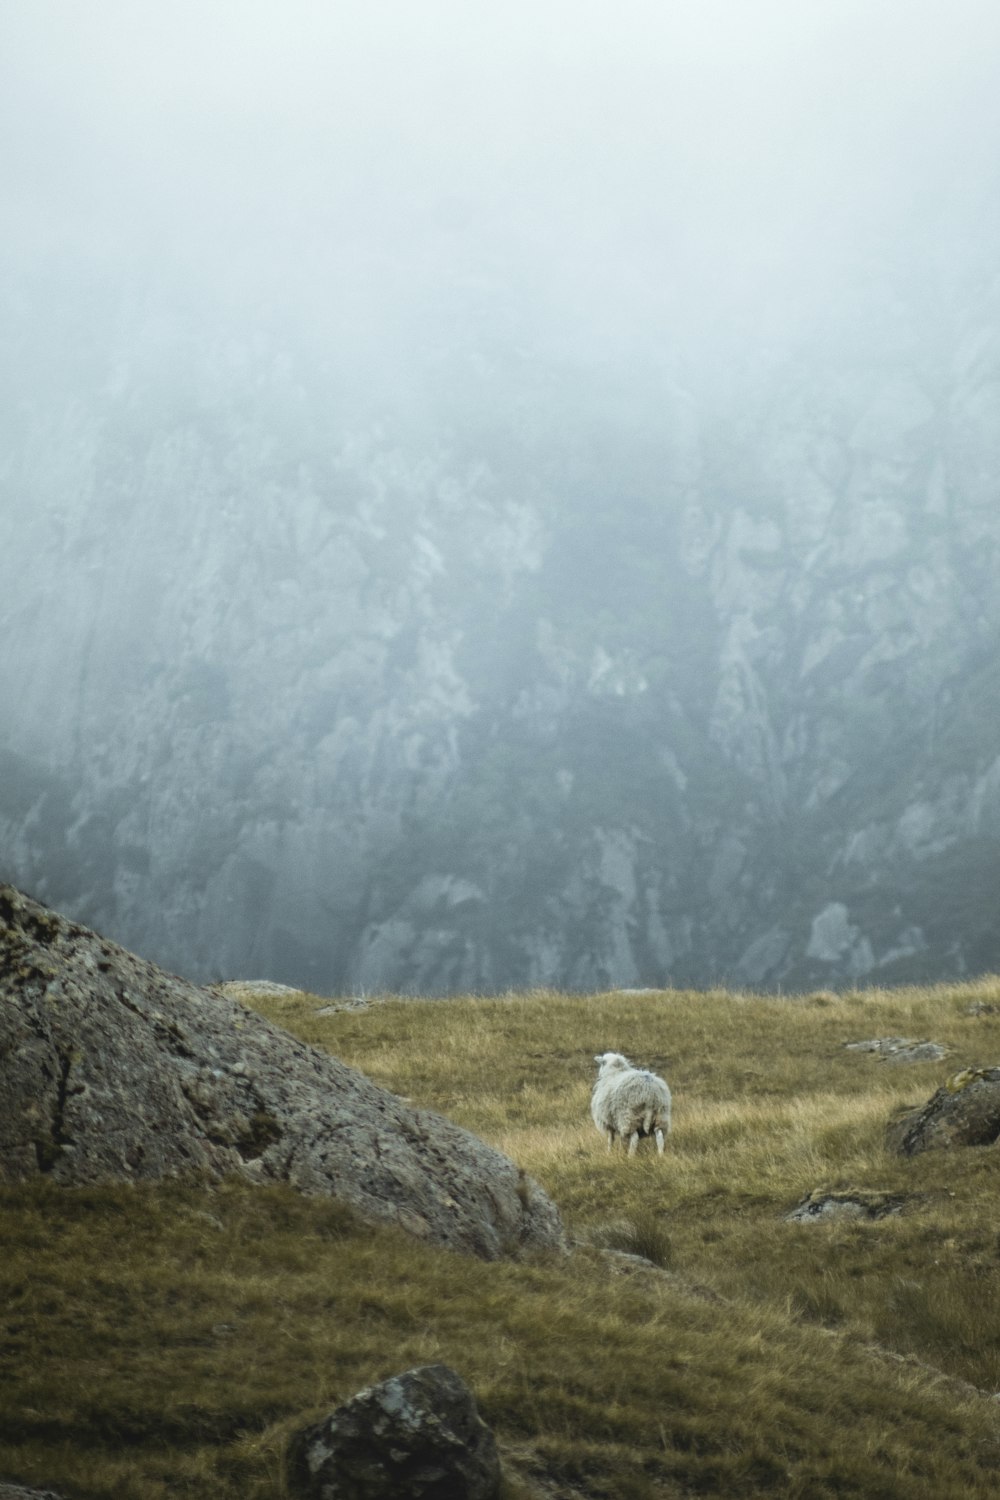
2,1 -> 1000,992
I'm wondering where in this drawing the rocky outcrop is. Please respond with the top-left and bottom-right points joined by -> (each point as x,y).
0,885 -> 563,1260
287,1365 -> 502,1500
888,1068 -> 1000,1156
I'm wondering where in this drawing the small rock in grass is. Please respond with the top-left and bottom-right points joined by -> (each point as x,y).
843,1037 -> 947,1063
786,1189 -> 905,1222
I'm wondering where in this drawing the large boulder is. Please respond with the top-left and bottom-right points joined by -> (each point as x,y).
0,885 -> 563,1259
287,1365 -> 502,1500
888,1066 -> 1000,1156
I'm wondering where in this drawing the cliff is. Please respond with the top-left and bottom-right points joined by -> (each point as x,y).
2,257 -> 999,992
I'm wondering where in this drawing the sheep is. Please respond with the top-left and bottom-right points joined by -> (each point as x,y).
591,1051 -> 672,1156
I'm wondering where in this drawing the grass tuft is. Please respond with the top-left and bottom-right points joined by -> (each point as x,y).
586,1210 -> 675,1268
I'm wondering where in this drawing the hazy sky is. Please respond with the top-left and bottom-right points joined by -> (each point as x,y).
3,1 -> 1000,351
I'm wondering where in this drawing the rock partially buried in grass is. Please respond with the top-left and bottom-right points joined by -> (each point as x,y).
287,1364 -> 502,1500
0,884 -> 563,1260
888,1067 -> 1000,1156
786,1189 -> 905,1222
844,1037 -> 948,1064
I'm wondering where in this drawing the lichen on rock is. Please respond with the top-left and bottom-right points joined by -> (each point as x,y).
287,1365 -> 502,1500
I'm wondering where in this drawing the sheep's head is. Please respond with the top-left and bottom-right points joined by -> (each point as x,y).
594,1051 -> 631,1074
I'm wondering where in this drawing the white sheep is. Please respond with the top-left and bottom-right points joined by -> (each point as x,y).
591,1051 -> 672,1156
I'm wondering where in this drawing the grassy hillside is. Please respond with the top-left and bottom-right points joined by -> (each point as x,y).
4,979 -> 1000,1497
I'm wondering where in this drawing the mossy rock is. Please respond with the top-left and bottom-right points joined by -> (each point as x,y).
888,1067 -> 1000,1155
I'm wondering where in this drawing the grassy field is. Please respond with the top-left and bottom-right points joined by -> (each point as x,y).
4,978 -> 1000,1497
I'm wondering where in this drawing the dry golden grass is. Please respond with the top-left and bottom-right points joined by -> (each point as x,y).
266,979 -> 1000,1392
3,977 -> 1000,1497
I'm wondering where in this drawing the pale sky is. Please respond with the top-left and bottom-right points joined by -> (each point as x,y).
3,1 -> 999,349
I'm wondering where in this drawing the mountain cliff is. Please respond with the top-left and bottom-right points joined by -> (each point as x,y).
2,250 -> 999,993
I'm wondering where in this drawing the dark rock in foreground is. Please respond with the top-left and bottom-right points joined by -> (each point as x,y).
287,1365 -> 502,1500
0,884 -> 563,1259
888,1067 -> 1000,1156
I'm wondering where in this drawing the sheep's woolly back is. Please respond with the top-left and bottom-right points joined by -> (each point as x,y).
590,1052 -> 672,1144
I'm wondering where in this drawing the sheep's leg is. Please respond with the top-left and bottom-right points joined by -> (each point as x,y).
605,1129 -> 615,1152
654,1128 -> 665,1154
627,1130 -> 640,1156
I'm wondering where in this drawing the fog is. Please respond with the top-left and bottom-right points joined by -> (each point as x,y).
6,1 -> 999,349
3,2 -> 1000,991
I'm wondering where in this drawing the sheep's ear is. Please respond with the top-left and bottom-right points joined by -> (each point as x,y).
593,1053 -> 604,1064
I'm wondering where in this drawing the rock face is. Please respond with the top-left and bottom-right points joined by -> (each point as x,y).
0,885 -> 563,1260
3,242 -> 1000,995
889,1068 -> 1000,1156
287,1365 -> 502,1500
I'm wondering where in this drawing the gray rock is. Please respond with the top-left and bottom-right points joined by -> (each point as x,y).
287,1364 -> 502,1500
882,1042 -> 948,1065
843,1038 -> 948,1063
889,1068 -> 1000,1156
0,885 -> 563,1260
785,1189 -> 905,1222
